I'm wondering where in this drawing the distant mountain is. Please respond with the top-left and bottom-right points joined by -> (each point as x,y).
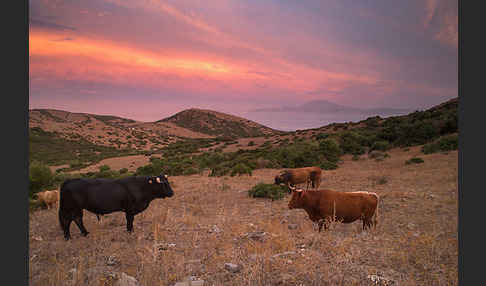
252,99 -> 412,115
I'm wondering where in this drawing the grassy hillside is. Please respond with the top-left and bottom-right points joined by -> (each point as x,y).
29,127 -> 138,168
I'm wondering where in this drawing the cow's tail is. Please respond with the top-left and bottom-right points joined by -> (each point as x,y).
373,193 -> 380,229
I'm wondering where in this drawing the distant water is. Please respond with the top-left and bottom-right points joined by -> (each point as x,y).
243,110 -> 411,132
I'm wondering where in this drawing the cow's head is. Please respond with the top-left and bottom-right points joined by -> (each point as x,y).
148,173 -> 174,198
274,171 -> 289,185
288,186 -> 305,209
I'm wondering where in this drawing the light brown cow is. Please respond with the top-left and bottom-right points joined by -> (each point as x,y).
288,186 -> 379,231
275,167 -> 322,190
36,190 -> 60,210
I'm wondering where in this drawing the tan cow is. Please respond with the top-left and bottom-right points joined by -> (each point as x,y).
36,190 -> 59,210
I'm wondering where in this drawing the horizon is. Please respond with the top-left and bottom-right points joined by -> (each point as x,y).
29,0 -> 457,130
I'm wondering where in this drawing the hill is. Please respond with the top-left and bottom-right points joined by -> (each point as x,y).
29,97 -> 457,172
158,108 -> 281,138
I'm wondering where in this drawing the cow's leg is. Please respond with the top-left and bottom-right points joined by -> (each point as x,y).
318,220 -> 324,232
73,211 -> 89,237
125,213 -> 134,232
60,216 -> 72,240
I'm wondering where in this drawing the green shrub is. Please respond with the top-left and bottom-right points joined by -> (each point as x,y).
370,140 -> 391,152
315,133 -> 329,140
248,141 -> 255,146
230,163 -> 252,176
248,183 -> 288,200
319,160 -> 338,170
422,134 -> 458,154
318,139 -> 342,163
119,168 -> 128,174
99,165 -> 111,172
29,161 -> 54,197
406,157 -> 424,165
339,131 -> 366,155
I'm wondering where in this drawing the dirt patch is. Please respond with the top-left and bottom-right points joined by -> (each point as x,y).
71,155 -> 154,173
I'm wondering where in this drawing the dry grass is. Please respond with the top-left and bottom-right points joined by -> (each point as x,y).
29,146 -> 458,285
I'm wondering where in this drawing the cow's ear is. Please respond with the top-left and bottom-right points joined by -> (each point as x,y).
149,179 -> 153,184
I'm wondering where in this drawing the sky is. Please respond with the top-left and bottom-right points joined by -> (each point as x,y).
29,0 -> 458,128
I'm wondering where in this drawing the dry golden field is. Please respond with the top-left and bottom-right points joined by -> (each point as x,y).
29,146 -> 458,285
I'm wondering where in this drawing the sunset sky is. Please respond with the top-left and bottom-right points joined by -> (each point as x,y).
29,0 -> 458,125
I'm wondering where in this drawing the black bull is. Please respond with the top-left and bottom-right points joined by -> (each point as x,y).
58,174 -> 174,240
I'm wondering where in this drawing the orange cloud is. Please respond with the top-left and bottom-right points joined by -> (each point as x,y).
29,25 -> 381,99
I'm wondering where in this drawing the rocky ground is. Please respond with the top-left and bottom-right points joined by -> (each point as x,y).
29,146 -> 458,285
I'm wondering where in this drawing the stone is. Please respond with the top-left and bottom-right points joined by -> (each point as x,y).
116,272 -> 139,286
224,263 -> 242,273
190,280 -> 204,286
272,251 -> 296,259
288,224 -> 298,230
246,231 -> 266,241
106,255 -> 119,266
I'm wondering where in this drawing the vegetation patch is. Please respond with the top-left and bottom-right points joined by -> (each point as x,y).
248,182 -> 288,200
406,157 -> 425,165
421,134 -> 458,154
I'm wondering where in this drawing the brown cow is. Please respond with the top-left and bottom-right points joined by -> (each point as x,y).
36,190 -> 60,210
288,186 -> 379,231
275,167 -> 322,191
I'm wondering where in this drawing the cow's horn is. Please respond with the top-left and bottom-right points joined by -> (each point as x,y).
296,188 -> 303,193
164,174 -> 168,178
156,177 -> 161,183
288,184 -> 296,191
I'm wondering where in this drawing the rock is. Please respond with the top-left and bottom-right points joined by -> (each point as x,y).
156,242 -> 176,251
224,263 -> 242,273
272,251 -> 296,259
190,280 -> 204,286
106,255 -> 119,266
246,231 -> 266,241
288,224 -> 298,230
367,274 -> 395,285
407,223 -> 416,230
185,260 -> 204,274
277,273 -> 294,285
113,272 -> 139,286
208,225 -> 221,234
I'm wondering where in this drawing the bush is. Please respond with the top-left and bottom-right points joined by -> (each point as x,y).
99,165 -> 111,172
370,140 -> 391,152
368,151 -> 388,160
319,160 -> 338,170
339,131 -> 366,155
248,141 -> 255,146
318,139 -> 342,163
422,134 -> 458,154
315,133 -> 329,140
406,157 -> 424,165
29,161 -> 54,197
248,183 -> 288,200
119,168 -> 128,174
231,163 -> 252,176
